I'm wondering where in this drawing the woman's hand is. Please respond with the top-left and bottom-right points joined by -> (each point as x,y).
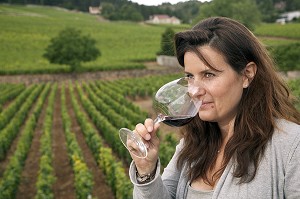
131,118 -> 160,175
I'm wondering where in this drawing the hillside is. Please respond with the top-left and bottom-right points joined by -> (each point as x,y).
0,4 -> 300,76
0,4 -> 189,75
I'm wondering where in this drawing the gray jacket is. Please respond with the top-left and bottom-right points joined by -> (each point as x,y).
129,119 -> 300,199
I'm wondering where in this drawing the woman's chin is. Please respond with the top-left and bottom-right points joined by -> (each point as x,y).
198,114 -> 216,122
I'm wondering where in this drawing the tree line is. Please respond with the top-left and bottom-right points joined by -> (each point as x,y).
1,0 -> 299,25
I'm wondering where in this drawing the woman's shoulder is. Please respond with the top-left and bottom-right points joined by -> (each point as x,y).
271,119 -> 300,161
274,119 -> 300,139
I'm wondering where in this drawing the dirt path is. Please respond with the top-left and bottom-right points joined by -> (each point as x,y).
0,66 -> 182,85
52,88 -> 76,199
15,91 -> 49,199
65,86 -> 115,199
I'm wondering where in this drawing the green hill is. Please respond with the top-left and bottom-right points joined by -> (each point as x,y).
0,4 -> 299,74
0,4 -> 189,74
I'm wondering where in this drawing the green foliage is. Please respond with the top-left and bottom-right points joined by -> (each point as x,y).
255,0 -> 278,23
0,85 -> 43,161
271,43 -> 300,71
255,23 -> 300,39
0,84 -> 48,199
195,0 -> 261,30
35,84 -> 57,199
44,27 -> 100,72
159,134 -> 178,168
0,84 -> 25,105
75,82 -> 132,163
288,79 -> 300,111
0,86 -> 34,131
171,0 -> 201,24
0,5 -> 163,74
69,82 -> 133,199
69,83 -> 103,161
157,27 -> 175,56
102,3 -> 143,22
99,147 -> 133,199
61,85 -> 94,198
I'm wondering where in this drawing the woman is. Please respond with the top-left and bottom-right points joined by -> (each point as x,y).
128,17 -> 300,199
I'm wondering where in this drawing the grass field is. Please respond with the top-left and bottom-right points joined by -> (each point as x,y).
0,4 -> 190,74
0,4 -> 300,74
255,23 -> 300,39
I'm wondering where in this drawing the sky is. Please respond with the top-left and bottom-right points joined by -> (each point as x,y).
129,0 -> 209,6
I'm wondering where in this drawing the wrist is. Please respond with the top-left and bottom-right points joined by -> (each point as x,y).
136,159 -> 158,176
136,160 -> 158,184
136,169 -> 156,184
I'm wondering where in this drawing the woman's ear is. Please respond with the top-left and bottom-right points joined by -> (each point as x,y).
243,62 -> 257,88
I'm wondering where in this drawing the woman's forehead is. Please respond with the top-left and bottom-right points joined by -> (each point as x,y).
184,47 -> 228,71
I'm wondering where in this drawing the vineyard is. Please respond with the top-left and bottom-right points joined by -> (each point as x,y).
0,74 -> 183,199
1,4 -> 300,199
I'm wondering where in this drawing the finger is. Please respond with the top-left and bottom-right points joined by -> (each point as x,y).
145,119 -> 160,148
135,123 -> 151,141
144,118 -> 154,132
144,118 -> 160,140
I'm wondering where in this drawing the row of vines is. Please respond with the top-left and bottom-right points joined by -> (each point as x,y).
0,74 -> 182,199
1,75 -> 298,198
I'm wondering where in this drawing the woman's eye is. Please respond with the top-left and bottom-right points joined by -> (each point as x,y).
185,74 -> 194,79
204,73 -> 215,78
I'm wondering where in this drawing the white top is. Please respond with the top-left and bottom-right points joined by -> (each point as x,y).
186,185 -> 214,199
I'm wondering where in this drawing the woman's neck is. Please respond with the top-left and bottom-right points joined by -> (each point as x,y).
218,117 -> 236,143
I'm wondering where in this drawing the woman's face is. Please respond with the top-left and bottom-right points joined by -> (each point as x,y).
184,46 -> 248,126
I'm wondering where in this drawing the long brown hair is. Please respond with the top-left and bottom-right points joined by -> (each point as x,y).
174,17 -> 300,186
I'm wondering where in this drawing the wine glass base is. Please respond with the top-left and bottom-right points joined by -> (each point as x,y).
119,128 -> 148,158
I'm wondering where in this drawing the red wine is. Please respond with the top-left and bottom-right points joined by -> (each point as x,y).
162,115 -> 194,127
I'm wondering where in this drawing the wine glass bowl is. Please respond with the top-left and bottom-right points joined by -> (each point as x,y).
119,77 -> 202,158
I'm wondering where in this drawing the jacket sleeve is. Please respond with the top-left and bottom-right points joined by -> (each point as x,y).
129,139 -> 184,199
284,131 -> 300,199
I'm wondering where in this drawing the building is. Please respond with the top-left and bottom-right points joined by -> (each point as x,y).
147,14 -> 181,25
276,11 -> 300,24
89,6 -> 101,15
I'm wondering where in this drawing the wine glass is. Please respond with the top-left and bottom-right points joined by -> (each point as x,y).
119,77 -> 202,158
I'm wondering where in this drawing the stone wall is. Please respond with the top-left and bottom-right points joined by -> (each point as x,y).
156,55 -> 181,68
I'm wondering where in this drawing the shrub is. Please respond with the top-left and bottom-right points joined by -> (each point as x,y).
157,27 -> 175,56
272,43 -> 300,71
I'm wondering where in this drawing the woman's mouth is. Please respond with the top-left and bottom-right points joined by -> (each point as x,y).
201,102 -> 213,109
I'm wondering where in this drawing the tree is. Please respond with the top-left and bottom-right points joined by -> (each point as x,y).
157,27 -> 175,56
195,0 -> 261,30
256,0 -> 278,22
101,3 -> 115,19
43,27 -> 100,72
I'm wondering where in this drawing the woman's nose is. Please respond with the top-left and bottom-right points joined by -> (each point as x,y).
188,84 -> 206,98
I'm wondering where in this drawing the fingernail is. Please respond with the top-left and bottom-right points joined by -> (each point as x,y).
147,127 -> 153,132
145,134 -> 151,140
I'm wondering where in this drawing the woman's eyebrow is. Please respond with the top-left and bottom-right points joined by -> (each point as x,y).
185,68 -> 218,74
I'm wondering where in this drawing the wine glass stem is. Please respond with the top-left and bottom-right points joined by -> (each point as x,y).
153,113 -> 165,124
